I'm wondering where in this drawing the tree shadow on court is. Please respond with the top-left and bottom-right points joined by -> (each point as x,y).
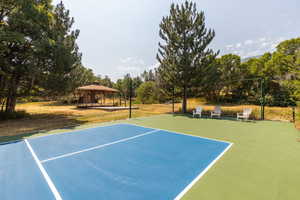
0,113 -> 89,143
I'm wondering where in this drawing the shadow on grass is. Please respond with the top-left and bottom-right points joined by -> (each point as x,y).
0,113 -> 89,143
171,112 -> 257,123
40,101 -> 75,106
201,102 -> 259,107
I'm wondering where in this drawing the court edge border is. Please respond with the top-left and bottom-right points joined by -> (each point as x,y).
24,139 -> 63,200
26,122 -> 233,200
6,122 -> 233,200
120,123 -> 234,200
174,143 -> 233,200
27,122 -> 234,200
27,123 -> 129,141
0,124 -> 121,145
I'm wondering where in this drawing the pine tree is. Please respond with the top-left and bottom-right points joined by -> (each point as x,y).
157,1 -> 217,113
0,0 -> 82,112
0,0 -> 54,112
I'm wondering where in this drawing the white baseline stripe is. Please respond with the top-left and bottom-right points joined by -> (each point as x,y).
174,143 -> 233,200
120,123 -> 233,144
25,139 -> 63,200
29,123 -> 125,141
41,129 -> 160,163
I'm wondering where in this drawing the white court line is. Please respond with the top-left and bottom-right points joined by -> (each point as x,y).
25,139 -> 63,200
41,129 -> 160,163
29,123 -> 127,141
120,123 -> 233,144
174,143 -> 233,200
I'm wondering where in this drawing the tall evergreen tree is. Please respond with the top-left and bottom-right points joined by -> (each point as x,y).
41,1 -> 82,96
157,1 -> 217,113
0,0 -> 54,112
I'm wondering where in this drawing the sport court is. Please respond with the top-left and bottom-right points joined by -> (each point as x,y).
0,123 -> 232,200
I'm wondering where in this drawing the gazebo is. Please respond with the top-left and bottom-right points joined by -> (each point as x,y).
75,85 -> 119,108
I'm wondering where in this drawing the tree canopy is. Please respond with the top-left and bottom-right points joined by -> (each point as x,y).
0,0 -> 84,112
0,0 -> 299,117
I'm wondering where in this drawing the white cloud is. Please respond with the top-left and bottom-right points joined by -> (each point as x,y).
236,43 -> 242,48
226,44 -> 234,49
270,42 -> 278,50
259,37 -> 267,42
244,40 -> 254,45
260,42 -> 269,47
115,57 -> 159,79
120,57 -> 132,63
149,62 -> 160,69
117,65 -> 141,73
222,36 -> 288,58
120,57 -> 145,65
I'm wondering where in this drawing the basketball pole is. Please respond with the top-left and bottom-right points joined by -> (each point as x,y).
260,78 -> 265,120
228,77 -> 265,120
129,77 -> 132,119
172,87 -> 175,113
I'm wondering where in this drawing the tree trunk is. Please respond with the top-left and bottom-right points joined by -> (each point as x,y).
5,74 -> 20,113
124,94 -> 127,107
5,95 -> 17,113
1,98 -> 5,112
182,85 -> 187,113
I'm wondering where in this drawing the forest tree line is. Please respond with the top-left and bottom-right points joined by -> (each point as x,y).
0,1 -> 299,115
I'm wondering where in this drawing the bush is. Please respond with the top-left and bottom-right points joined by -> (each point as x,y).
0,110 -> 30,120
136,81 -> 158,104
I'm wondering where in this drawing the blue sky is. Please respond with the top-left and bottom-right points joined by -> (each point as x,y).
54,0 -> 300,80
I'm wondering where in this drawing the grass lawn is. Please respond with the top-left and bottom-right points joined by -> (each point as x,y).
127,115 -> 300,200
296,106 -> 300,131
0,99 -> 297,142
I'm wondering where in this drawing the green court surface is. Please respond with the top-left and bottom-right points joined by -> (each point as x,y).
128,115 -> 300,200
4,114 -> 300,200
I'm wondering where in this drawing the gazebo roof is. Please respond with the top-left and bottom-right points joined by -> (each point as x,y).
76,85 -> 119,93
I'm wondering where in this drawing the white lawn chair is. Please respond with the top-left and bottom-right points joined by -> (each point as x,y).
211,106 -> 221,118
193,106 -> 203,118
237,108 -> 252,120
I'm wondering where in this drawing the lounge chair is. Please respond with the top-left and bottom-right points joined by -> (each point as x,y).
237,108 -> 252,120
193,106 -> 203,118
211,106 -> 221,118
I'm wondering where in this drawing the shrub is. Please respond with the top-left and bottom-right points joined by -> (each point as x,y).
136,81 -> 158,104
17,96 -> 45,103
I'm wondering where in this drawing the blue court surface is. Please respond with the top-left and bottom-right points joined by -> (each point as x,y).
0,123 -> 232,200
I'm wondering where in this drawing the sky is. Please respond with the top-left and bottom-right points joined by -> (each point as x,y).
53,0 -> 300,81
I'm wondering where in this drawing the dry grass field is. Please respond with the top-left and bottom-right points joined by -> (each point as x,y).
296,107 -> 300,131
0,98 -> 298,142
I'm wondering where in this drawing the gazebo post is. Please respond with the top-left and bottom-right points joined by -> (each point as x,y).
113,94 -> 115,106
103,92 -> 105,105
